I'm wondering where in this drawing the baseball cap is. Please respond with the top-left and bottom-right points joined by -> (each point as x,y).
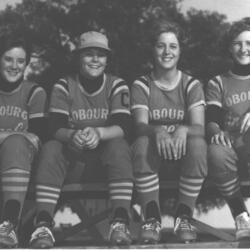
75,31 -> 111,52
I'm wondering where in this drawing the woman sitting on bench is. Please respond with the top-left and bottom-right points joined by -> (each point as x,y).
206,18 -> 250,241
29,30 -> 134,248
0,28 -> 47,248
131,19 -> 207,244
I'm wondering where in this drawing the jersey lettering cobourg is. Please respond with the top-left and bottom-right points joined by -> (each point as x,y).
72,108 -> 109,120
226,91 -> 250,107
0,105 -> 27,119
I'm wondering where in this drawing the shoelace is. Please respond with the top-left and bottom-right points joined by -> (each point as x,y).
142,220 -> 161,233
0,221 -> 17,242
237,216 -> 250,229
111,222 -> 128,233
174,218 -> 193,232
30,226 -> 55,243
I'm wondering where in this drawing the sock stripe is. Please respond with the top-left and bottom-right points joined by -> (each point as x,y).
2,177 -> 30,182
109,182 -> 133,187
36,198 -> 58,204
135,174 -> 158,182
218,178 -> 238,188
36,184 -> 61,205
135,178 -> 158,188
179,177 -> 204,197
2,186 -> 28,192
109,181 -> 133,201
36,185 -> 61,193
137,185 -> 159,193
110,196 -> 131,200
3,168 -> 29,174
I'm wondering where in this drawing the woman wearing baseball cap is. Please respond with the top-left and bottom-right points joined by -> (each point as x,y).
29,31 -> 134,247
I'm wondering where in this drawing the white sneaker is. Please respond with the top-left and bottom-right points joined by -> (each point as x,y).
108,220 -> 132,245
30,225 -> 55,248
235,212 -> 250,240
174,217 -> 197,243
0,221 -> 18,248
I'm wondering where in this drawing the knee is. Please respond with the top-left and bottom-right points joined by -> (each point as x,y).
40,140 -> 63,157
2,134 -> 30,149
132,136 -> 150,158
104,138 -> 130,156
208,144 -> 237,174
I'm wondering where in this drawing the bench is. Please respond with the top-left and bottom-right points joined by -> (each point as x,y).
19,178 -> 250,246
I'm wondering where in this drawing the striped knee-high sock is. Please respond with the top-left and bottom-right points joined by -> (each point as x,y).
36,184 -> 61,219
109,180 -> 133,214
1,168 -> 31,223
178,176 -> 205,212
135,174 -> 160,217
215,177 -> 241,198
215,177 -> 247,218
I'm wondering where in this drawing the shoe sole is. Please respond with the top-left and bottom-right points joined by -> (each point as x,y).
236,231 -> 250,241
140,236 -> 160,245
0,242 -> 17,248
176,232 -> 197,243
30,239 -> 54,249
140,239 -> 159,245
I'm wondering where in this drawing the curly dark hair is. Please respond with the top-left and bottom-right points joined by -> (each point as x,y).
149,19 -> 186,49
0,27 -> 31,64
226,18 -> 250,47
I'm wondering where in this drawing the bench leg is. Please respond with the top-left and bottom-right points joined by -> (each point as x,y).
70,200 -> 107,242
55,201 -> 111,244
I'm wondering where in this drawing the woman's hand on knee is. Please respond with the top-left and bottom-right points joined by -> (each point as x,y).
172,125 -> 188,159
211,131 -> 232,148
155,126 -> 175,160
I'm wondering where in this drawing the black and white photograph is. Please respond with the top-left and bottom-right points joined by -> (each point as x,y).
0,0 -> 249,249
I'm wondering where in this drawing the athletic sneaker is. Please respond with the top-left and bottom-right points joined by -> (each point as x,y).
29,224 -> 55,248
108,220 -> 132,245
0,220 -> 18,248
235,211 -> 250,240
140,218 -> 161,244
174,216 -> 197,243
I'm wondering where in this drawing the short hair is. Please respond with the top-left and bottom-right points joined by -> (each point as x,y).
0,29 -> 31,64
227,18 -> 250,46
149,19 -> 186,49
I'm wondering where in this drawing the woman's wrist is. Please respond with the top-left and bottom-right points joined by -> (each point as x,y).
95,127 -> 103,140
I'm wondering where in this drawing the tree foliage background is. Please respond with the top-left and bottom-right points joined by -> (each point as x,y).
0,0 -> 240,213
0,0 -> 233,82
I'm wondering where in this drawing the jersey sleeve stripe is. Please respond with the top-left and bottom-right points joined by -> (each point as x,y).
57,79 -> 69,92
54,83 -> 69,96
206,100 -> 222,107
49,108 -> 69,115
208,80 -> 221,92
112,85 -> 128,97
29,113 -> 46,119
186,79 -> 200,94
134,80 -> 150,96
111,109 -> 131,115
138,76 -> 149,87
110,80 -> 128,98
27,85 -> 44,105
131,104 -> 149,111
188,100 -> 206,111
210,76 -> 223,93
